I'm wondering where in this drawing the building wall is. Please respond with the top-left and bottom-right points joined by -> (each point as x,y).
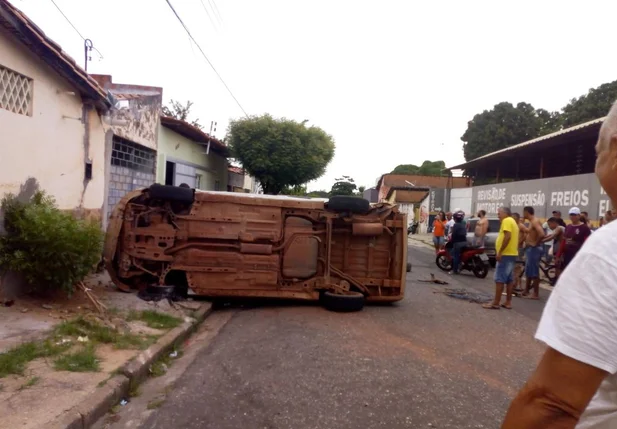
450,187 -> 473,215
228,171 -> 245,190
157,125 -> 228,190
471,173 -> 611,221
0,28 -> 105,219
91,75 -> 162,151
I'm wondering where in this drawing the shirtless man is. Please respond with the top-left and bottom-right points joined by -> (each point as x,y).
474,210 -> 488,246
522,206 -> 545,299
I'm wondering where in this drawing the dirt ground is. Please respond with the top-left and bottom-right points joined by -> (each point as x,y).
0,272 -> 202,429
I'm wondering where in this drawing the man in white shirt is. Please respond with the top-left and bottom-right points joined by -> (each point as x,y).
502,102 -> 617,428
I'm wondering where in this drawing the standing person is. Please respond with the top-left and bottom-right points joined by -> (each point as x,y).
605,209 -> 613,224
432,211 -> 446,253
512,212 -> 527,292
444,212 -> 454,238
551,210 -> 567,228
474,210 -> 488,247
449,211 -> 467,275
501,101 -> 617,428
522,206 -> 545,300
581,210 -> 590,226
483,207 -> 518,310
542,217 -> 564,267
556,207 -> 592,271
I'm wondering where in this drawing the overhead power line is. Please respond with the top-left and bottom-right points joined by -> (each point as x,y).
208,0 -> 224,25
199,0 -> 219,29
164,0 -> 248,117
49,0 -> 103,59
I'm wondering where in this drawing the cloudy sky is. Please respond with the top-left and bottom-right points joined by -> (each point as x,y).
10,0 -> 617,191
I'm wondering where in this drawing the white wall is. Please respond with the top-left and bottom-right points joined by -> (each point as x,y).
450,187 -> 473,215
0,28 -> 105,218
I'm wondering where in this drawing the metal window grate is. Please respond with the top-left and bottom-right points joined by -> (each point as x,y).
0,65 -> 33,116
111,137 -> 156,173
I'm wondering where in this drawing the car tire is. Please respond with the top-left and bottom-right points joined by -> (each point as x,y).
326,196 -> 370,214
148,184 -> 194,204
322,291 -> 365,312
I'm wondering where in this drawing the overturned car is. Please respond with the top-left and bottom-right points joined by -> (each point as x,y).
104,185 -> 408,312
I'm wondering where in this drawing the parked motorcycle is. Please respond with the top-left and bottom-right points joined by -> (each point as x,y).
435,243 -> 490,278
407,220 -> 419,235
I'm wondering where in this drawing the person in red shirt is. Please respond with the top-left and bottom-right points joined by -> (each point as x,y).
556,207 -> 591,270
432,211 -> 446,253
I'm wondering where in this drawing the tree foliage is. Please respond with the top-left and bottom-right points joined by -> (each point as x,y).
561,80 -> 617,128
391,160 -> 448,176
460,79 -> 617,162
227,115 -> 335,195
162,99 -> 204,130
330,175 -> 357,196
0,192 -> 103,296
461,102 -> 561,161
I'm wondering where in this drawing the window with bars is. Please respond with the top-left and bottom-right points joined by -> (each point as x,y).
0,65 -> 33,116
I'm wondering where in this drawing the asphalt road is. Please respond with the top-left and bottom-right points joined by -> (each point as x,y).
132,244 -> 548,429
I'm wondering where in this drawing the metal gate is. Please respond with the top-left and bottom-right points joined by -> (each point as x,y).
108,136 -> 156,216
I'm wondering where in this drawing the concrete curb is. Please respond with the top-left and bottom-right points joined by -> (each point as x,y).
48,301 -> 213,429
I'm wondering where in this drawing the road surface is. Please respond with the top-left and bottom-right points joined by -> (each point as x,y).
100,243 -> 548,429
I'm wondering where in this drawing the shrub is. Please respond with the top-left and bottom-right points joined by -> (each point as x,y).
0,192 -> 103,296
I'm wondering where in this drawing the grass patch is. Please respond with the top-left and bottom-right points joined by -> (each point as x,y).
53,346 -> 99,372
54,318 -> 157,350
19,376 -> 41,390
127,310 -> 181,330
147,398 -> 165,410
0,340 -> 70,378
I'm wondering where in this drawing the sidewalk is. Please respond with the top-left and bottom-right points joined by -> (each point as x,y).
0,272 -> 213,429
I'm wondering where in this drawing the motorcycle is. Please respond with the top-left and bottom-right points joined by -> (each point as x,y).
435,242 -> 490,278
407,220 -> 419,235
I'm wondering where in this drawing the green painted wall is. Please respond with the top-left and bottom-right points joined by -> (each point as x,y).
157,124 -> 228,191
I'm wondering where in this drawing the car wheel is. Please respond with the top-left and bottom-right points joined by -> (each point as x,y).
436,255 -> 452,272
148,184 -> 194,204
322,291 -> 365,312
326,196 -> 370,214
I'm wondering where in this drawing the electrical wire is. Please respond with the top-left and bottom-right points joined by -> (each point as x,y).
208,0 -> 223,25
199,0 -> 219,29
49,0 -> 103,59
165,0 -> 248,117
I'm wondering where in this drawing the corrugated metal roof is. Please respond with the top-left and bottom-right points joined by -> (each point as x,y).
0,0 -> 110,109
448,117 -> 605,170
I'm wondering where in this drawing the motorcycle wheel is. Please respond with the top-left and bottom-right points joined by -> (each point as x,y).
436,255 -> 452,272
472,257 -> 489,278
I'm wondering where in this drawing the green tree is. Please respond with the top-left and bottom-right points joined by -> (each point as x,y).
561,80 -> 617,128
330,175 -> 357,196
280,185 -> 308,196
357,186 -> 366,195
461,102 -> 562,161
227,115 -> 335,195
307,190 -> 330,198
391,160 -> 448,176
162,99 -> 204,130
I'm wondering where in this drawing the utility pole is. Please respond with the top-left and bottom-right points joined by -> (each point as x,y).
84,39 -> 93,72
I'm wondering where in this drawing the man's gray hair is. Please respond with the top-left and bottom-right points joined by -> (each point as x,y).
499,206 -> 512,216
601,100 -> 617,147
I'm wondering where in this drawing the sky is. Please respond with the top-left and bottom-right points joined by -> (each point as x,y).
9,0 -> 617,191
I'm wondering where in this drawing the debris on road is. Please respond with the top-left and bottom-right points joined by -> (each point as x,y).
169,350 -> 178,358
120,399 -> 128,406
41,304 -> 53,310
434,288 -> 493,304
418,273 -> 449,285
